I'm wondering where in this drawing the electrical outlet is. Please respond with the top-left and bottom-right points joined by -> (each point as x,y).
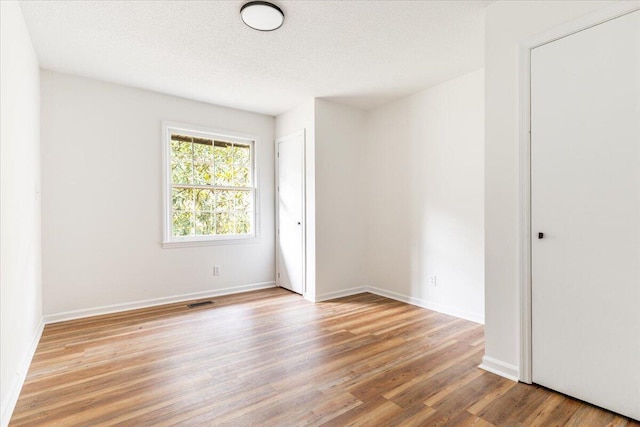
429,275 -> 437,287
213,265 -> 220,276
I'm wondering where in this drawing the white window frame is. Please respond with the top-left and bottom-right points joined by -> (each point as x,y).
162,121 -> 260,248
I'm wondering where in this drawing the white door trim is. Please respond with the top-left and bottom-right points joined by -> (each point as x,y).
518,2 -> 640,384
275,129 -> 306,295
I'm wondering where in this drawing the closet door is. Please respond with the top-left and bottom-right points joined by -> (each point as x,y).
276,131 -> 305,294
531,10 -> 639,420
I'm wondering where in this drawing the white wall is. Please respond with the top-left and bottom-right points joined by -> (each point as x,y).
275,100 -> 316,299
276,99 -> 368,301
366,70 -> 485,323
314,99 -> 367,298
40,71 -> 275,318
483,0 -> 615,378
0,2 -> 43,425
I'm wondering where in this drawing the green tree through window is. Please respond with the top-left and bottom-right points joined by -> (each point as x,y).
168,131 -> 255,240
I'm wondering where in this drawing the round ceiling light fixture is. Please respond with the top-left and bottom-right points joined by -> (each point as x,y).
240,1 -> 284,32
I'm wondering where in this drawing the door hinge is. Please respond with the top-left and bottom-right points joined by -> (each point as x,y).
278,273 -> 280,278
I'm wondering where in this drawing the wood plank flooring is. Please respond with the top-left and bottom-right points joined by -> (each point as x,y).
10,288 -> 639,426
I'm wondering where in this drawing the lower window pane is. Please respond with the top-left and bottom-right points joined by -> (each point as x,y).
215,190 -> 252,211
235,210 -> 253,234
194,189 -> 214,211
215,212 -> 234,235
172,188 -> 194,211
171,188 -> 253,238
215,190 -> 234,211
195,212 -> 215,236
172,211 -> 194,236
234,191 -> 252,210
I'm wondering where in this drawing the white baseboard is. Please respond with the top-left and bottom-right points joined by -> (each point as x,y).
310,285 -> 484,324
479,355 -> 519,382
313,286 -> 368,302
1,319 -> 45,427
43,281 -> 276,324
366,286 -> 484,324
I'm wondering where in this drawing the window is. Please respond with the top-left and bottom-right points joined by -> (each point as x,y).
162,122 -> 257,247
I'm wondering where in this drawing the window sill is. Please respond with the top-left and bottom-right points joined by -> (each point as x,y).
162,236 -> 261,249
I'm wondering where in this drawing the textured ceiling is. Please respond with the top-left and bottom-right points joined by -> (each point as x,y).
20,1 -> 490,116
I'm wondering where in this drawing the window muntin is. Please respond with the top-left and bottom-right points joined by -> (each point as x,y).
163,124 -> 257,246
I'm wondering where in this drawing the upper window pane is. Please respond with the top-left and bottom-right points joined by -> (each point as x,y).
213,141 -> 234,186
170,139 -> 193,185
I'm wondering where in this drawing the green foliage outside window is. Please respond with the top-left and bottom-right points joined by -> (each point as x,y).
170,134 -> 254,237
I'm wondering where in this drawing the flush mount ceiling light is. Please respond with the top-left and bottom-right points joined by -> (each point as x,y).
240,1 -> 284,32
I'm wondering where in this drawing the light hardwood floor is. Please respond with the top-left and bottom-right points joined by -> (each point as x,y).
10,288 -> 639,426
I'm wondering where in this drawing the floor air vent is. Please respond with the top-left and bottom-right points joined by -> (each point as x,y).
187,300 -> 214,308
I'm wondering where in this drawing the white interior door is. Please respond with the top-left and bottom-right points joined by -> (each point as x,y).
531,10 -> 640,420
276,131 -> 305,294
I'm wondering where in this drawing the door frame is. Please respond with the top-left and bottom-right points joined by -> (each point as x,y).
517,3 -> 640,383
275,129 -> 306,295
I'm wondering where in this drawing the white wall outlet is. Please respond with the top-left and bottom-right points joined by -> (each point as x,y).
213,265 -> 220,276
429,275 -> 437,287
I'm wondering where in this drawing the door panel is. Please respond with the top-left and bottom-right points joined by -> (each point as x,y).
277,132 -> 304,294
531,11 -> 640,420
